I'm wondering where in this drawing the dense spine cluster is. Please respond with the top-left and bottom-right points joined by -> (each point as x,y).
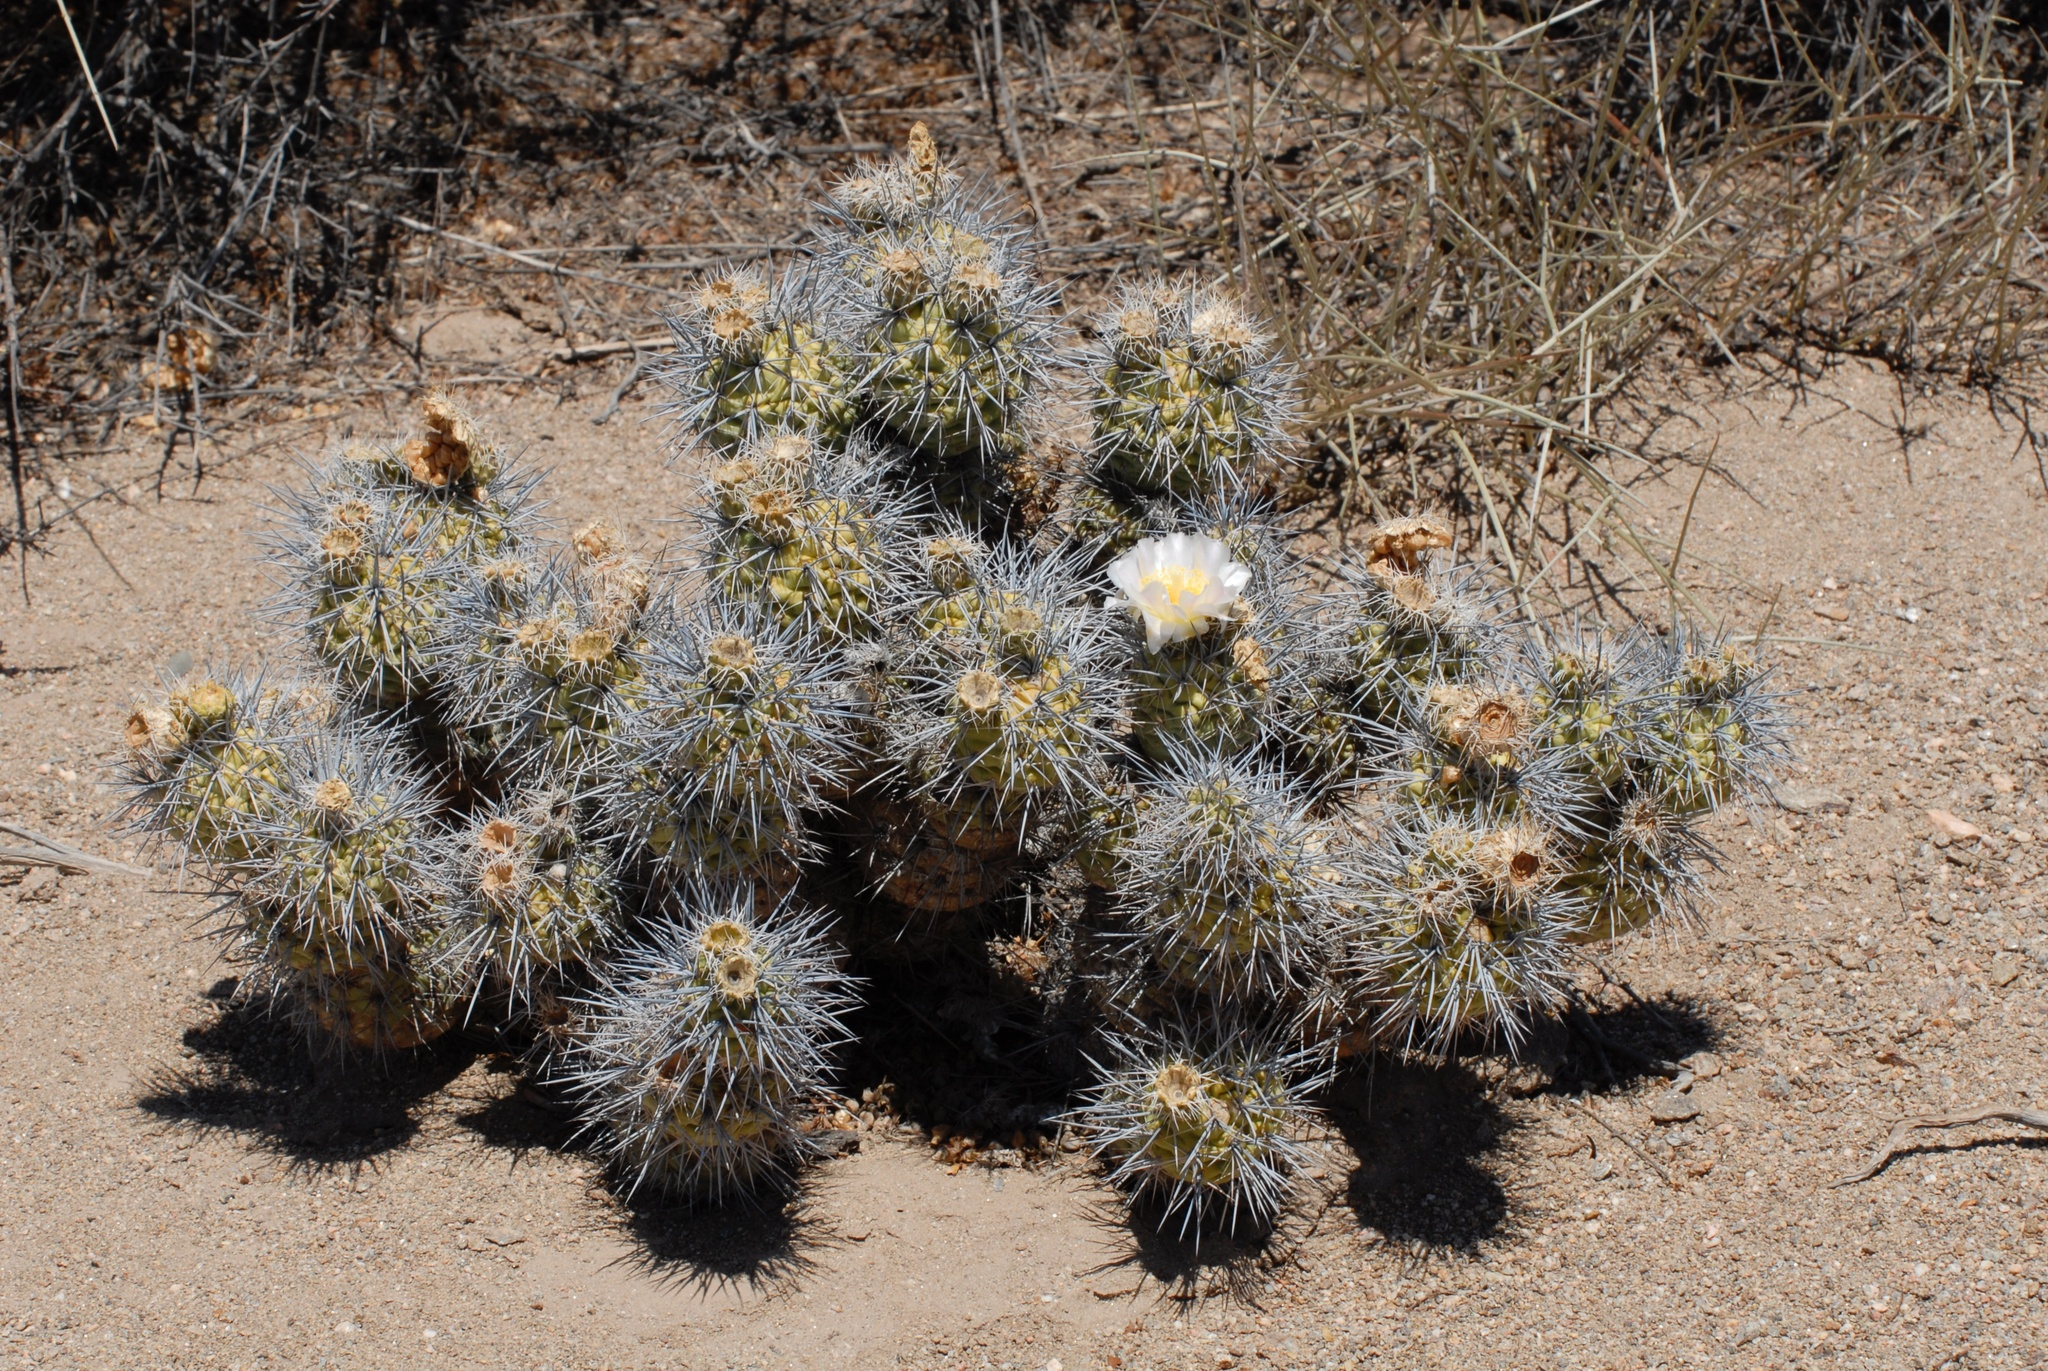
114,125 -> 1784,1231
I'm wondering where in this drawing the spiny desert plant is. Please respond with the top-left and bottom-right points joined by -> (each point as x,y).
1068,1020 -> 1320,1239
115,128 -> 1787,1238
558,885 -> 855,1200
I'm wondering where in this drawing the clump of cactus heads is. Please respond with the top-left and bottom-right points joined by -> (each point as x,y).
116,670 -> 291,868
224,722 -> 457,1052
1116,744 -> 1347,1005
1070,1021 -> 1319,1238
1088,279 -> 1298,501
1345,810 -> 1573,1057
602,600 -> 865,888
693,431 -> 916,644
440,785 -> 625,1012
560,886 -> 856,1200
662,266 -> 859,455
109,123 -> 1796,1237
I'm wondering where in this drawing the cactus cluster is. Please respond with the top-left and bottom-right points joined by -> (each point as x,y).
115,128 -> 1784,1234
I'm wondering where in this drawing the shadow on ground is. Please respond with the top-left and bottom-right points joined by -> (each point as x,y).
1325,1056 -> 1514,1254
1557,987 -> 1727,1092
608,1176 -> 833,1299
133,980 -> 479,1169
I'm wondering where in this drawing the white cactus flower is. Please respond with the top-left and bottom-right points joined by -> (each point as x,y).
1105,533 -> 1253,653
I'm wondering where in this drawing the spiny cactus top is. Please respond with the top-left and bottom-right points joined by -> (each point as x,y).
112,125 -> 1789,1230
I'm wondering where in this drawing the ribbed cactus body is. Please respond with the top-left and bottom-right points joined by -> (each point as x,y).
1558,794 -> 1703,943
698,434 -> 912,644
849,220 -> 1051,470
664,268 -> 859,454
442,788 -> 624,1006
1071,1025 -> 1317,1236
883,548 -> 1119,865
117,674 -> 290,868
561,888 -> 855,1199
1119,747 -> 1344,1002
440,553 -> 664,784
604,603 -> 863,886
1649,641 -> 1773,815
1350,814 -> 1569,1056
1089,281 -> 1297,500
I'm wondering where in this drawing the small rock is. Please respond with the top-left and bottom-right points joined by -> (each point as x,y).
1928,907 -> 1954,926
1992,955 -> 2024,988
1732,1319 -> 1767,1347
1682,1051 -> 1724,1079
483,1226 -> 525,1247
814,1129 -> 861,1158
843,1229 -> 871,1242
1589,1158 -> 1614,1181
1834,947 -> 1870,971
1776,786 -> 1849,815
334,1321 -> 359,1335
1810,604 -> 1849,623
1992,772 -> 2019,794
1926,809 -> 1985,841
1650,1093 -> 1701,1124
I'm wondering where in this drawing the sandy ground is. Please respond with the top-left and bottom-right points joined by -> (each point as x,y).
3,358 -> 2048,1370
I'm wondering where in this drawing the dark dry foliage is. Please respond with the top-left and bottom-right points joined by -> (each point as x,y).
5,0 -> 2046,622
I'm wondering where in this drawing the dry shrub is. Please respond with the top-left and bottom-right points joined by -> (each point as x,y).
1163,1 -> 2048,616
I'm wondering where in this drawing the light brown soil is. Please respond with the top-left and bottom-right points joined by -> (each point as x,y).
3,362 -> 2048,1370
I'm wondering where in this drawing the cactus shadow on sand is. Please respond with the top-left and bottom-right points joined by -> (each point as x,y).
134,980 -> 480,1169
607,1178 -> 829,1299
1323,1056 -> 1515,1253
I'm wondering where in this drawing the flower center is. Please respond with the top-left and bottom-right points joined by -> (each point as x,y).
1139,562 -> 1211,607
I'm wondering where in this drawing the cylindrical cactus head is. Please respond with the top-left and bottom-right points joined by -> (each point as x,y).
1116,740 -> 1347,1004
601,597 -> 866,882
437,552 -> 672,786
1524,622 -> 1661,797
848,210 -> 1056,470
1110,503 -> 1320,763
1559,791 -> 1706,944
1643,626 -> 1786,817
262,478 -> 469,711
883,541 -> 1122,836
693,430 -> 919,644
113,667 -> 294,870
1345,809 -> 1574,1059
437,783 -> 626,1010
1068,1018 -> 1322,1239
1318,516 -> 1504,718
1089,277 -> 1299,501
226,717 -> 447,973
558,883 -> 857,1200
660,262 -> 859,456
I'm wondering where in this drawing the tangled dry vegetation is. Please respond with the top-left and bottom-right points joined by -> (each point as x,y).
4,0 -> 2046,610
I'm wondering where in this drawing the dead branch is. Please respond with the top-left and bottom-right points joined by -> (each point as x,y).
1835,1107 -> 2048,1186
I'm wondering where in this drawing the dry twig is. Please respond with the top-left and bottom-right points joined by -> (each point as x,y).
1835,1107 -> 2048,1186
